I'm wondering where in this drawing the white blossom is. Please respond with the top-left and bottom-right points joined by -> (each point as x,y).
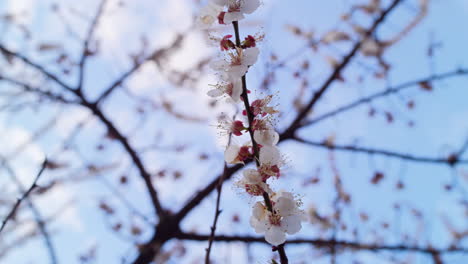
197,2 -> 223,29
207,76 -> 242,102
217,116 -> 246,136
199,0 -> 305,250
259,145 -> 281,166
236,169 -> 272,195
249,191 -> 306,245
254,128 -> 279,146
216,0 -> 261,24
212,47 -> 259,78
250,95 -> 278,117
224,144 -> 251,164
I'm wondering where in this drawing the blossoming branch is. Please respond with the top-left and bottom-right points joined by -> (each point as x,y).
198,1 -> 306,263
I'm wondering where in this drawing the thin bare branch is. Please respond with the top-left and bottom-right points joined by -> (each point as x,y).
302,69 -> 468,127
175,164 -> 243,223
0,75 -> 77,104
293,136 -> 468,165
280,0 -> 403,141
77,0 -> 107,91
176,232 -> 468,256
0,158 -> 57,263
95,34 -> 184,104
80,100 -> 166,217
0,45 -> 75,93
0,159 -> 48,234
204,165 -> 228,264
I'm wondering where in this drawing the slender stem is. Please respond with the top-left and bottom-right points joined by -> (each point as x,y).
77,0 -> 107,91
205,165 -> 228,264
233,22 -> 260,166
1,158 -> 58,264
0,159 -> 48,234
232,21 -> 288,264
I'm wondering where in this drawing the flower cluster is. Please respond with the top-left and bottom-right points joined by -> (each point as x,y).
199,0 -> 305,247
197,0 -> 261,28
250,191 -> 307,245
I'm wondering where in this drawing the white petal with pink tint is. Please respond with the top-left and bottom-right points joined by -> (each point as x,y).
281,215 -> 302,235
224,144 -> 240,164
224,12 -> 244,24
254,129 -> 279,146
243,47 -> 259,66
265,225 -> 286,246
241,0 -> 261,14
259,145 -> 281,165
197,3 -> 223,29
211,0 -> 228,6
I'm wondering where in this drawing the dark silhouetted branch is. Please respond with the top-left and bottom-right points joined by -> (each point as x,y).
175,164 -> 243,223
204,165 -> 228,264
293,136 -> 468,165
280,0 -> 403,141
0,158 -> 57,264
0,75 -> 78,104
77,0 -> 108,91
80,100 -> 165,217
302,69 -> 468,127
95,34 -> 184,104
0,45 -> 75,93
0,159 -> 48,234
176,232 -> 468,256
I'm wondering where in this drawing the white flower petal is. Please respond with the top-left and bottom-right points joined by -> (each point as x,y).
243,47 -> 259,66
243,169 -> 262,183
211,0 -> 228,6
250,216 -> 268,233
265,226 -> 286,246
229,64 -> 248,78
254,129 -> 279,146
224,12 -> 244,23
259,145 -> 281,165
230,78 -> 243,102
207,88 -> 223,98
241,0 -> 260,14
224,145 -> 240,164
259,182 -> 273,194
252,202 -> 266,219
281,215 -> 302,235
275,196 -> 295,216
275,190 -> 294,201
197,3 -> 223,29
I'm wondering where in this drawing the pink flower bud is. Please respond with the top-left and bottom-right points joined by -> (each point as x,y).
220,35 -> 235,51
242,35 -> 257,48
232,120 -> 246,136
217,11 -> 226,24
